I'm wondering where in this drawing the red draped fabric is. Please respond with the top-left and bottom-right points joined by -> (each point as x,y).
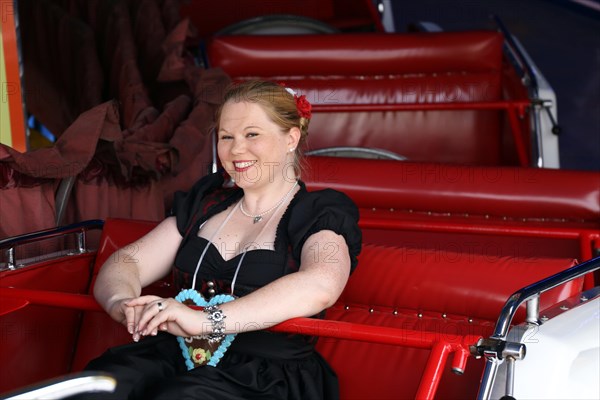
1,0 -> 231,243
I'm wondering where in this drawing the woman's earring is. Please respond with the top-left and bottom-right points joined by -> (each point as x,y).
289,148 -> 295,153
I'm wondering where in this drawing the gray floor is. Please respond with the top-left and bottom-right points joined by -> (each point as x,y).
390,0 -> 600,171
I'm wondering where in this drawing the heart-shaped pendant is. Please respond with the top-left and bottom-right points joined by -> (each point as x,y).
174,289 -> 237,370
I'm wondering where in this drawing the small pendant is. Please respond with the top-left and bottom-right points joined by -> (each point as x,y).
253,216 -> 262,224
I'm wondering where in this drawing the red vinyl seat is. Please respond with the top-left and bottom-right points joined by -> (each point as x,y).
206,32 -> 522,165
316,244 -> 580,399
70,218 -> 582,399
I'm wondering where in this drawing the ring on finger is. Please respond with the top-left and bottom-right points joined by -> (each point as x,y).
157,302 -> 164,312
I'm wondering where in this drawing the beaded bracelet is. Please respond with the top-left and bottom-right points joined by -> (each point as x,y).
204,305 -> 226,342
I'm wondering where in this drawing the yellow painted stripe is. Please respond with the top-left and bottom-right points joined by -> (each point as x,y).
0,16 -> 13,147
1,0 -> 26,152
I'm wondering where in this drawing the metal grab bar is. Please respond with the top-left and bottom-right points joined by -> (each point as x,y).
492,14 -> 562,166
0,220 -> 104,248
492,15 -> 538,94
491,255 -> 600,341
476,256 -> 600,399
0,220 -> 104,271
1,372 -> 116,400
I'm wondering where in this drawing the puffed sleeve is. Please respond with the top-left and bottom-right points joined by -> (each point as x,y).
169,172 -> 225,235
287,189 -> 362,273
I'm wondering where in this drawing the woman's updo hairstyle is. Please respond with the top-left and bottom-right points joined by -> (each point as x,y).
216,80 -> 310,178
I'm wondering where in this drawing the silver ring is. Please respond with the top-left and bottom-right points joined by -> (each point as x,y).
157,302 -> 164,312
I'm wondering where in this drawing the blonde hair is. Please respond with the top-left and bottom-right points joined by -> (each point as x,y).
216,80 -> 310,178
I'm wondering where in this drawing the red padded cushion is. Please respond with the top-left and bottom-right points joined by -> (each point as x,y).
342,244 -> 580,321
304,157 -> 600,222
283,77 -> 502,163
92,218 -> 158,275
207,32 -> 503,76
315,244 -> 581,399
207,31 -> 507,164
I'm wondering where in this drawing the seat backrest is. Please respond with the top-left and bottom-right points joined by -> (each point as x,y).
91,218 -> 158,275
207,32 -> 509,164
304,156 -> 600,223
316,243 -> 581,399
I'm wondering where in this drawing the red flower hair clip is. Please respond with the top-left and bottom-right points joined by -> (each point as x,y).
294,94 -> 312,119
281,84 -> 312,119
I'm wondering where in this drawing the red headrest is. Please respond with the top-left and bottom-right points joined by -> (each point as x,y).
207,31 -> 503,77
303,157 -> 600,221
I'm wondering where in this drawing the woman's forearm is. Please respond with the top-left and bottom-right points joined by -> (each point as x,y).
93,259 -> 142,315
93,217 -> 182,318
219,270 -> 338,334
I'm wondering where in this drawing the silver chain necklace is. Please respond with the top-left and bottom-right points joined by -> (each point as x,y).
240,181 -> 299,224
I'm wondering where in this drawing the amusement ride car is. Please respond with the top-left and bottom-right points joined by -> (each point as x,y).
0,1 -> 598,399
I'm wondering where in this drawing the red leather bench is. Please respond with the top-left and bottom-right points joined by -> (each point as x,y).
3,158 -> 597,397
3,155 -> 593,397
67,218 -> 581,399
316,245 -> 579,399
206,32 -> 530,166
70,158 -> 600,382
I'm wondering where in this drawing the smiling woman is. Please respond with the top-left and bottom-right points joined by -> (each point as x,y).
78,80 -> 362,399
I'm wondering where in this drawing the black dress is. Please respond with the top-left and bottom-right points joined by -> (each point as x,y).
82,172 -> 361,400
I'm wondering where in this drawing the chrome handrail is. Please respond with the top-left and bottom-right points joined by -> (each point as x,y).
477,256 -> 600,399
306,146 -> 407,160
492,14 -> 539,97
493,14 -> 563,169
491,256 -> 600,340
1,372 -> 115,400
0,220 -> 104,271
492,14 -> 545,168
